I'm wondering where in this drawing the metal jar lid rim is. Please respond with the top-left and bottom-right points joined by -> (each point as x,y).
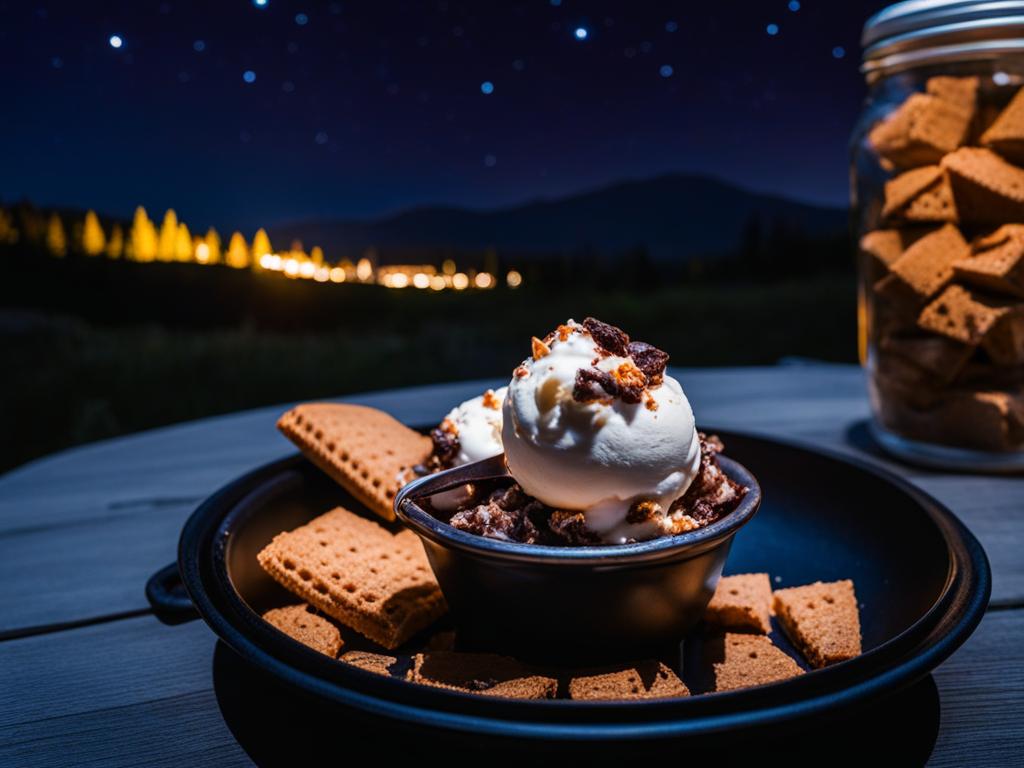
863,1 -> 1024,73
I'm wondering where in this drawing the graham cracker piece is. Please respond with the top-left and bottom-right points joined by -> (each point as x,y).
954,224 -> 1024,298
926,75 -> 979,115
981,86 -> 1024,162
940,390 -> 1024,450
704,633 -> 804,692
882,166 -> 942,218
410,652 -> 557,699
983,310 -> 1024,365
879,333 -> 974,384
277,403 -> 432,521
876,224 -> 969,306
339,650 -> 404,677
860,228 -> 933,281
257,506 -> 447,649
941,147 -> 1024,223
772,580 -> 862,669
918,284 -> 1013,346
704,573 -> 772,634
869,92 -> 972,169
568,660 -> 690,701
262,604 -> 343,658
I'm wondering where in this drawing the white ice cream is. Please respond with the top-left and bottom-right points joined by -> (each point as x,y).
428,387 -> 508,513
501,322 -> 701,543
443,386 -> 507,465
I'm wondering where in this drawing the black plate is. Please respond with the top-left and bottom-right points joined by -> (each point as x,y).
152,429 -> 990,741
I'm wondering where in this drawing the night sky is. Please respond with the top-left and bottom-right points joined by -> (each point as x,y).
2,1 -> 887,233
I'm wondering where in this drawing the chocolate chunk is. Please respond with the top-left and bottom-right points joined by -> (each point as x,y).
448,486 -> 547,544
573,367 -> 619,402
548,509 -> 601,545
583,317 -> 630,357
627,341 -> 670,386
430,426 -> 459,467
626,499 -> 661,524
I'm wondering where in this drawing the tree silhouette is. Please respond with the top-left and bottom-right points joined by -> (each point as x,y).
175,222 -> 192,261
106,223 -> 124,259
129,206 -> 157,261
46,213 -> 66,257
82,210 -> 106,256
157,209 -> 178,262
0,209 -> 18,245
310,245 -> 324,266
225,231 -> 250,269
251,228 -> 272,268
204,227 -> 222,265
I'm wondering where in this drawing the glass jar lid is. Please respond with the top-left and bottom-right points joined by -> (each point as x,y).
863,0 -> 1024,79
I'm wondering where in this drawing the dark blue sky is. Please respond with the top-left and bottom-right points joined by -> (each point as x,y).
1,1 -> 885,233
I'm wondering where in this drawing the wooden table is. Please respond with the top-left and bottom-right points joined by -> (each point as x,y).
1,364 -> 1021,766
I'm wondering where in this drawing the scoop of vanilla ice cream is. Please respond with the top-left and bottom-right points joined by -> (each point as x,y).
444,386 -> 508,465
501,323 -> 700,543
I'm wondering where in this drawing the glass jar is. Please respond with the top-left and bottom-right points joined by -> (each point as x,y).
854,1 -> 1024,470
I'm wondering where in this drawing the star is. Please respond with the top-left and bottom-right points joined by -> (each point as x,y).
193,40 -> 206,52
766,23 -> 779,36
659,64 -> 673,78
574,27 -> 588,40
788,1 -> 801,11
295,13 -> 308,26
832,46 -> 846,59
252,0 -> 268,7
108,35 -> 123,49
480,80 -> 494,95
665,20 -> 678,33
242,70 -> 256,83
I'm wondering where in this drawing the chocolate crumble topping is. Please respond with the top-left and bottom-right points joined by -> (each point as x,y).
627,341 -> 670,386
445,433 -> 746,546
573,367 -> 619,402
429,421 -> 460,468
583,316 -> 630,357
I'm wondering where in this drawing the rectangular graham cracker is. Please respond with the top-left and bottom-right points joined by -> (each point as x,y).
702,633 -> 804,693
860,227 -> 933,278
954,225 -> 1024,299
262,604 -> 344,658
875,224 -> 970,306
410,652 -> 557,699
772,580 -> 862,669
257,506 -> 447,649
878,333 -> 975,385
882,166 -> 958,222
983,310 -> 1024,365
568,660 -> 689,701
869,92 -> 972,169
941,147 -> 1024,224
926,75 -> 979,115
981,85 -> 1024,162
917,284 -> 1013,346
704,573 -> 772,634
277,403 -> 433,521
938,390 -> 1024,451
339,650 -> 405,677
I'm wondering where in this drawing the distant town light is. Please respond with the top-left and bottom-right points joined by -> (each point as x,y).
314,266 -> 330,282
442,258 -> 456,275
391,273 -> 409,288
412,272 -> 430,288
430,275 -> 446,291
299,261 -> 315,278
356,257 -> 373,281
284,258 -> 299,277
452,272 -> 469,290
506,269 -> 523,288
474,272 -> 493,288
195,242 -> 210,263
109,35 -> 123,49
329,266 -> 346,283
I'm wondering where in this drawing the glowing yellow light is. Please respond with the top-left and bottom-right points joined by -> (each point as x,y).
442,258 -> 456,275
412,272 -> 430,289
452,272 -> 469,290
430,275 -> 446,291
474,272 -> 494,288
506,269 -> 522,288
390,272 -> 409,288
314,266 -> 330,282
329,266 -> 346,283
356,257 -> 373,282
284,258 -> 299,276
258,253 -> 274,269
267,254 -> 282,271
196,242 -> 211,264
299,261 -> 315,278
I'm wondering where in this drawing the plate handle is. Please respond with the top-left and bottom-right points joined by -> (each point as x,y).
145,562 -> 199,625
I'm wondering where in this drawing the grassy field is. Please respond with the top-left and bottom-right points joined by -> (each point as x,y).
2,269 -> 857,473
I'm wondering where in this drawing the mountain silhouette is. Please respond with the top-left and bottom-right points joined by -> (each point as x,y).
270,174 -> 848,262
